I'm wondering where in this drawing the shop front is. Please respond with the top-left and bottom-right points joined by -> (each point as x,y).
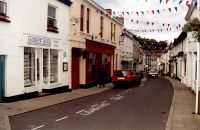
23,34 -> 66,92
86,40 -> 115,87
0,56 -> 5,102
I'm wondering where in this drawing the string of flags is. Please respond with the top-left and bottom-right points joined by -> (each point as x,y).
113,6 -> 189,17
145,0 -> 190,6
127,26 -> 182,33
127,19 -> 182,28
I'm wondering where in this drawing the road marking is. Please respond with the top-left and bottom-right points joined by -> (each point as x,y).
91,104 -> 98,108
31,125 -> 44,130
102,100 -> 108,103
140,84 -> 144,87
55,116 -> 69,122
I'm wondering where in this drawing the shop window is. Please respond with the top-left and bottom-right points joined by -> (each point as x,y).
24,47 -> 36,87
50,49 -> 58,83
43,49 -> 49,84
0,1 -> 10,23
111,23 -> 113,41
47,5 -> 58,33
87,52 -> 97,81
80,5 -> 84,31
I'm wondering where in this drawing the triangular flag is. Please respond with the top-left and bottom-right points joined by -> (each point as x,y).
131,19 -> 134,22
152,22 -> 154,26
122,12 -> 124,15
113,12 -> 115,15
166,0 -> 169,4
168,8 -> 171,13
179,0 -> 183,5
136,12 -> 139,15
152,10 -> 154,14
174,7 -> 178,12
136,20 -> 139,24
157,10 -> 160,14
160,0 -> 163,4
168,24 -> 170,27
163,23 -> 165,26
147,22 -> 149,25
178,24 -> 181,28
141,11 -> 144,15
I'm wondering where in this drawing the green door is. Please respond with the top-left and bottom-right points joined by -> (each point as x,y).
0,56 -> 5,102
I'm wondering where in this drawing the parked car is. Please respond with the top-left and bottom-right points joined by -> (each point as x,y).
112,70 -> 141,87
148,69 -> 159,78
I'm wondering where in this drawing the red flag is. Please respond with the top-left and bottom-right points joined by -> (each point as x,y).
136,12 -> 139,15
152,22 -> 154,26
168,24 -> 170,27
152,10 -> 154,14
168,8 -> 171,13
136,20 -> 139,24
166,0 -> 169,4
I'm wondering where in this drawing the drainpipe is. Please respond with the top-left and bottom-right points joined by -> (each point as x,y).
195,0 -> 200,114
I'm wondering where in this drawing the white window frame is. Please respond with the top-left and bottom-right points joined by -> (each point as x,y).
47,4 -> 57,28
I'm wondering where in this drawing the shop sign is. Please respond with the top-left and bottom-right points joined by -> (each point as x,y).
27,36 -> 51,47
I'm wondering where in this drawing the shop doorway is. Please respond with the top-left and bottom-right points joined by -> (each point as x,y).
0,56 -> 5,102
72,48 -> 80,89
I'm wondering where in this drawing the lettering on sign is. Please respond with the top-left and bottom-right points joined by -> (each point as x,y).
76,101 -> 110,116
27,36 -> 51,47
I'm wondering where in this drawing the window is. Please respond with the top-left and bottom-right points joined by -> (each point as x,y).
114,24 -> 116,42
24,47 -> 36,87
111,23 -> 113,41
100,16 -> 104,38
0,1 -> 7,16
43,49 -> 49,84
86,8 -> 90,33
50,50 -> 58,83
80,5 -> 84,31
47,5 -> 58,33
0,1 -> 10,23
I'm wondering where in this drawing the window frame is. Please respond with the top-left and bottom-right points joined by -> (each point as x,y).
47,4 -> 58,33
0,1 -> 10,23
86,8 -> 90,34
100,16 -> 104,38
80,4 -> 84,32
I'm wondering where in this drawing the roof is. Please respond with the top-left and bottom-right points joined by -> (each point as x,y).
173,32 -> 187,46
57,0 -> 72,6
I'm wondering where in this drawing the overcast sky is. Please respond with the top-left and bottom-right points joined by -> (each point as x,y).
93,0 -> 191,43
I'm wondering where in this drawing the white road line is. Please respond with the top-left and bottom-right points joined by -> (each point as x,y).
31,125 -> 45,130
91,104 -> 98,107
102,100 -> 108,103
76,110 -> 85,114
117,94 -> 121,97
55,116 -> 69,122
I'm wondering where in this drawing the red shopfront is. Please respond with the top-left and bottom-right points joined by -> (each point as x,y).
86,39 -> 115,86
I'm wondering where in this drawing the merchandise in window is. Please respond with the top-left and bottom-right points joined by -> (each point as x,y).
50,50 -> 58,83
24,48 -> 36,87
43,49 -> 49,84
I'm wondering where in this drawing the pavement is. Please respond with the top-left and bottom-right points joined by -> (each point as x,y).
0,77 -> 199,130
165,76 -> 200,130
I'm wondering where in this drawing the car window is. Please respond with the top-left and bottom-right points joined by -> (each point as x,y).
114,71 -> 129,76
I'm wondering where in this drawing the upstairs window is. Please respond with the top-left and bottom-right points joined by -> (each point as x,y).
0,1 -> 7,16
111,23 -> 113,41
80,5 -> 84,31
86,8 -> 90,33
0,1 -> 10,23
100,16 -> 104,38
47,5 -> 58,33
114,24 -> 116,42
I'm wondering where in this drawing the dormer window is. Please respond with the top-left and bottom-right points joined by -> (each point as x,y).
47,5 -> 59,33
0,1 -> 10,23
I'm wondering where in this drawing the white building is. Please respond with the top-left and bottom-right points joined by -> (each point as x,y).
0,0 -> 72,101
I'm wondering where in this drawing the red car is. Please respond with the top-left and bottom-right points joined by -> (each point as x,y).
112,70 -> 141,87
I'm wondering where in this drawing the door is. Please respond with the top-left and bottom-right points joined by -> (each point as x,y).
72,48 -> 80,89
0,56 -> 5,102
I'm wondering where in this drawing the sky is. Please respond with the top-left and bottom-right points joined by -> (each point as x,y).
93,0 -> 191,43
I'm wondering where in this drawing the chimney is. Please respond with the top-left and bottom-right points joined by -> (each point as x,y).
106,9 -> 112,16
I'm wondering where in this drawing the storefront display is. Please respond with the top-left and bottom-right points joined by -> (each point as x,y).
50,49 -> 58,83
24,47 -> 36,87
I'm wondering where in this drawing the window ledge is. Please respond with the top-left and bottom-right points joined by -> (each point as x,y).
0,16 -> 11,23
47,27 -> 59,33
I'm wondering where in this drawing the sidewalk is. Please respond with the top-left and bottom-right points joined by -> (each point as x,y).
0,83 -> 114,130
165,76 -> 200,130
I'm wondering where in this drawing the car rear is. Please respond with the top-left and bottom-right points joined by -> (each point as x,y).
112,70 -> 133,87
148,70 -> 158,78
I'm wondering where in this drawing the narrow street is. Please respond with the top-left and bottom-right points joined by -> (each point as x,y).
10,77 -> 173,130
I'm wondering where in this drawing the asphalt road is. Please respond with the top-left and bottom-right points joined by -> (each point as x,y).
10,77 -> 174,130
